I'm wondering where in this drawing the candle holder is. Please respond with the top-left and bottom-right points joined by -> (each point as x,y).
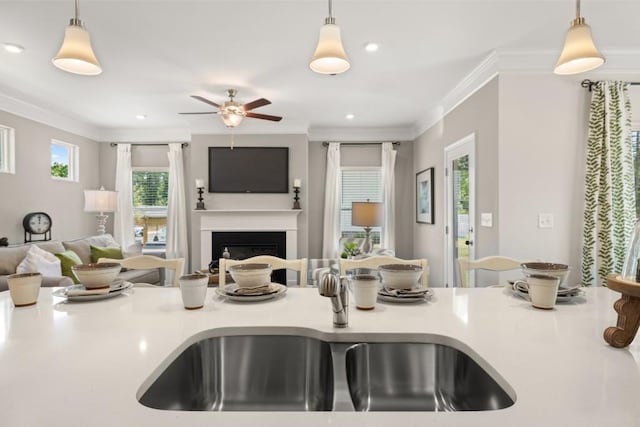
292,186 -> 301,210
195,187 -> 206,210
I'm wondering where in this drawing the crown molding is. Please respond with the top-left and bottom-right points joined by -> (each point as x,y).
308,126 -> 415,142
0,91 -> 102,140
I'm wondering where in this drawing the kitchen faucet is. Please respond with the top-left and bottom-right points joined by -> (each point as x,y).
318,273 -> 348,328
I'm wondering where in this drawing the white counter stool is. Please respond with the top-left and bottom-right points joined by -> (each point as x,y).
219,255 -> 308,287
98,255 -> 185,287
339,256 -> 429,288
457,256 -> 527,288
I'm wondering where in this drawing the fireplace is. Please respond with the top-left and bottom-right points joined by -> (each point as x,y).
212,231 -> 287,285
197,209 -> 302,285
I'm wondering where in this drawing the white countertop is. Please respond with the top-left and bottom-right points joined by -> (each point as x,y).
1,286 -> 639,426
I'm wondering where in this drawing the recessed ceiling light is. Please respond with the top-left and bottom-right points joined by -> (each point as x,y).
136,114 -> 147,120
364,42 -> 379,53
3,43 -> 24,54
346,113 -> 355,120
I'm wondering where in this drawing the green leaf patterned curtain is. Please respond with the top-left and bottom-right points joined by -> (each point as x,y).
582,81 -> 635,286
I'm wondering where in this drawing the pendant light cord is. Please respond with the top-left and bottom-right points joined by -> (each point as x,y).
328,0 -> 333,18
325,0 -> 335,24
75,0 -> 79,21
575,0 -> 580,19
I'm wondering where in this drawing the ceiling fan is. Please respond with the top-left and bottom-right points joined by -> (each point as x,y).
180,89 -> 282,128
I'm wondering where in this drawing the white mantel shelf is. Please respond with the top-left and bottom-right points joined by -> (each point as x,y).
197,209 -> 302,273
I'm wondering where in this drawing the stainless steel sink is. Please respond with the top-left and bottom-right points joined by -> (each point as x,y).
345,342 -> 515,411
138,331 -> 515,412
139,335 -> 334,411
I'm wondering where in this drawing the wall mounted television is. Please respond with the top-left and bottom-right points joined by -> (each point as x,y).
208,147 -> 289,193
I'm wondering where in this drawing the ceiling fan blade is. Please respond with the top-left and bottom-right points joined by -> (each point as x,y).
179,112 -> 217,115
245,112 -> 282,122
191,95 -> 220,108
242,98 -> 271,111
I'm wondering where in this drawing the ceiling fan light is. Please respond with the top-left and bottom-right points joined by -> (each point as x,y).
554,18 -> 604,75
222,113 -> 243,128
52,22 -> 102,75
310,23 -> 350,75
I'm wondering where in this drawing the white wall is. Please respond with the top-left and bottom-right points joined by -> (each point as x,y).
0,110 -> 100,244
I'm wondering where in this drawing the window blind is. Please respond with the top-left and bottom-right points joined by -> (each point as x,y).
132,171 -> 169,208
340,168 -> 383,236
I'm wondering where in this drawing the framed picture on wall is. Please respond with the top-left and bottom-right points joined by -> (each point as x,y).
416,167 -> 434,224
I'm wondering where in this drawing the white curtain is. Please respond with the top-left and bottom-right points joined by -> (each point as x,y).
381,142 -> 397,251
166,143 -> 188,276
114,144 -> 134,247
322,142 -> 342,258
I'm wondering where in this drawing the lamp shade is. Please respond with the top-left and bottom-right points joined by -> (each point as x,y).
84,188 -> 117,213
222,113 -> 243,127
352,202 -> 383,227
309,23 -> 350,75
554,19 -> 605,75
52,22 -> 102,76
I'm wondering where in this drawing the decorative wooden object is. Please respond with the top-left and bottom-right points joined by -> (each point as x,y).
604,274 -> 640,348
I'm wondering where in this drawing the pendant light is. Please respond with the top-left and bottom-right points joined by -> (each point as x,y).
309,0 -> 350,75
554,0 -> 605,75
52,0 -> 102,76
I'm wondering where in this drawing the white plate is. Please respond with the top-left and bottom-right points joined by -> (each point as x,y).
53,281 -> 133,302
512,288 -> 586,303
217,283 -> 287,302
377,288 -> 433,304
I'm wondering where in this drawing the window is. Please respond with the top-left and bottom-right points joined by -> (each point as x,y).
51,139 -> 79,182
340,167 -> 383,244
132,168 -> 169,245
0,125 -> 15,174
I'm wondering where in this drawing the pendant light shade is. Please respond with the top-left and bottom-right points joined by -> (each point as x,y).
52,0 -> 102,76
554,0 -> 604,75
222,113 -> 243,128
309,0 -> 350,75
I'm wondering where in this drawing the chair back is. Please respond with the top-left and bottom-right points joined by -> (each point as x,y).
457,256 -> 526,287
339,255 -> 429,288
219,255 -> 308,287
98,255 -> 185,287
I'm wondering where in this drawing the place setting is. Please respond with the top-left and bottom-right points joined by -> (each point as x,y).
52,262 -> 133,302
377,264 -> 432,304
215,263 -> 287,303
509,262 -> 586,308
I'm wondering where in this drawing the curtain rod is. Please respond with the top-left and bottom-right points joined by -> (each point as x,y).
321,141 -> 401,147
109,142 -> 189,148
581,79 -> 640,92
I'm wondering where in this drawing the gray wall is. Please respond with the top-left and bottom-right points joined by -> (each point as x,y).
307,140 -> 415,259
413,76 -> 500,286
187,134 -> 309,271
0,110 -> 100,244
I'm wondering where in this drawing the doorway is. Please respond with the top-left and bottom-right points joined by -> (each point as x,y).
444,134 -> 476,287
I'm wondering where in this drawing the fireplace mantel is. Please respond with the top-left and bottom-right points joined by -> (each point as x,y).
196,209 -> 302,270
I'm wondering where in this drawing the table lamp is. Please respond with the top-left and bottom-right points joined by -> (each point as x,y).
84,186 -> 118,235
352,201 -> 383,254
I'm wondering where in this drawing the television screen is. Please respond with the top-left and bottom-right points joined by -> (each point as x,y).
208,147 -> 289,193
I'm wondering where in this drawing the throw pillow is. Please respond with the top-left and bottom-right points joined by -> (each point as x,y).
16,245 -> 62,277
54,250 -> 83,284
90,245 -> 123,263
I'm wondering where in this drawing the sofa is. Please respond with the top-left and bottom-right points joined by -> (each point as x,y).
0,234 -> 160,292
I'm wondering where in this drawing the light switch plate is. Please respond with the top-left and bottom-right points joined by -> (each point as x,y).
538,213 -> 554,229
481,213 -> 493,227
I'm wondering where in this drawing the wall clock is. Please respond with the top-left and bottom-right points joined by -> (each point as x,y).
23,212 -> 52,243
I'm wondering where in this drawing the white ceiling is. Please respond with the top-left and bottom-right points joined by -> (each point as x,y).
0,0 -> 638,140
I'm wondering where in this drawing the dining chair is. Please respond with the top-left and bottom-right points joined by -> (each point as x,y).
339,256 -> 429,288
457,256 -> 527,288
98,255 -> 185,287
219,255 -> 308,287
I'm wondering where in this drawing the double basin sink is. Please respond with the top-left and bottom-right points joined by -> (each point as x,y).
138,329 -> 515,412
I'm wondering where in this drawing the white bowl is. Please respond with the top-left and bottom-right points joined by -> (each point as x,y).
71,263 -> 121,289
229,263 -> 272,288
378,264 -> 423,290
521,262 -> 569,286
